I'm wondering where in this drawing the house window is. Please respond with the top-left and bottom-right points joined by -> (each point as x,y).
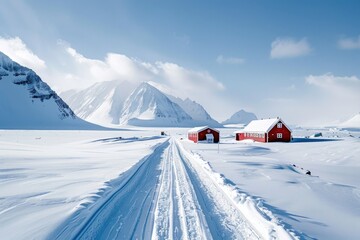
277,123 -> 282,128
277,133 -> 282,138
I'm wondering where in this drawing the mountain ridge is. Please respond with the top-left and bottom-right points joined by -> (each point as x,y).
119,82 -> 193,127
62,80 -> 222,127
0,51 -> 102,130
222,109 -> 257,125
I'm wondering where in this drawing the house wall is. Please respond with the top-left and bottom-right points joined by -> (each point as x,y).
235,120 -> 292,143
188,132 -> 198,143
198,128 -> 220,143
268,121 -> 291,142
236,132 -> 266,142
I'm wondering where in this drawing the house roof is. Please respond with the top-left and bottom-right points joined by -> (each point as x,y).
241,118 -> 291,133
188,126 -> 219,133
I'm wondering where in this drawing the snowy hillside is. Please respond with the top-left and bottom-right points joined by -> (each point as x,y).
120,82 -> 193,127
0,52 -> 100,130
222,109 -> 257,125
61,80 -> 136,125
340,113 -> 360,129
167,96 -> 222,127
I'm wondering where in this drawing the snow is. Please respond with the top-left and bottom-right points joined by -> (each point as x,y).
340,113 -> 360,129
222,109 -> 258,125
60,80 -> 137,125
181,127 -> 360,240
62,80 -> 222,128
120,82 -> 193,127
0,130 -> 167,239
241,118 -> 290,133
0,51 -> 101,130
168,96 -> 222,127
0,127 -> 359,239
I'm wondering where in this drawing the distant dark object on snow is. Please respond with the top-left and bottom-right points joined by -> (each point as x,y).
306,170 -> 311,175
311,132 -> 322,138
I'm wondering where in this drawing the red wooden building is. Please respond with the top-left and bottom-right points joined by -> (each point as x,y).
235,118 -> 292,142
188,126 -> 220,143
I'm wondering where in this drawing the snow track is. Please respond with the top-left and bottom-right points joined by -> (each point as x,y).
175,141 -> 260,240
152,139 -> 211,240
52,138 -> 292,239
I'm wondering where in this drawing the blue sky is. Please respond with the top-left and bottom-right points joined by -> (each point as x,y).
0,0 -> 359,125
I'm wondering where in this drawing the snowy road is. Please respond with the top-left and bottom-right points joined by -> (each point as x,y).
52,138 -> 291,239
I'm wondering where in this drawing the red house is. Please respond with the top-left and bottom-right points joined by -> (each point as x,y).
188,126 -> 220,143
235,118 -> 291,142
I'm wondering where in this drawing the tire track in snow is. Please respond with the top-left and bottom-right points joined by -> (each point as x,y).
52,137 -> 280,239
174,140 -> 261,240
152,138 -> 211,240
151,141 -> 175,239
171,140 -> 212,240
55,140 -> 170,240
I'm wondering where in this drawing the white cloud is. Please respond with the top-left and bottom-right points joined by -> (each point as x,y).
54,44 -> 226,96
57,44 -> 227,119
301,73 -> 360,124
50,41 -> 157,90
338,36 -> 360,50
270,38 -> 311,59
4,38 -> 224,117
2,36 -> 358,125
156,62 -> 224,91
216,55 -> 245,64
306,73 -> 360,96
257,73 -> 360,126
0,36 -> 46,72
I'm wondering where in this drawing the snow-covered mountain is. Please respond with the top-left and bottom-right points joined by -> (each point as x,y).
222,109 -> 257,125
340,113 -> 360,129
167,96 -> 222,127
61,80 -> 136,125
120,82 -> 193,127
63,80 -> 222,127
0,51 -> 100,130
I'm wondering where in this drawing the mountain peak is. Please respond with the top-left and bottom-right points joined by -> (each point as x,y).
119,82 -> 192,126
222,109 -> 257,125
62,80 -> 222,127
137,81 -> 159,92
340,112 -> 360,129
0,51 -> 28,73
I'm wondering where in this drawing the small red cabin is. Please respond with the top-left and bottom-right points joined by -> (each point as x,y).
188,126 -> 220,143
235,118 -> 291,143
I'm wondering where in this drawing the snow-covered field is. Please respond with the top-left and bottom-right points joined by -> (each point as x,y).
0,127 -> 359,239
181,127 -> 360,240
